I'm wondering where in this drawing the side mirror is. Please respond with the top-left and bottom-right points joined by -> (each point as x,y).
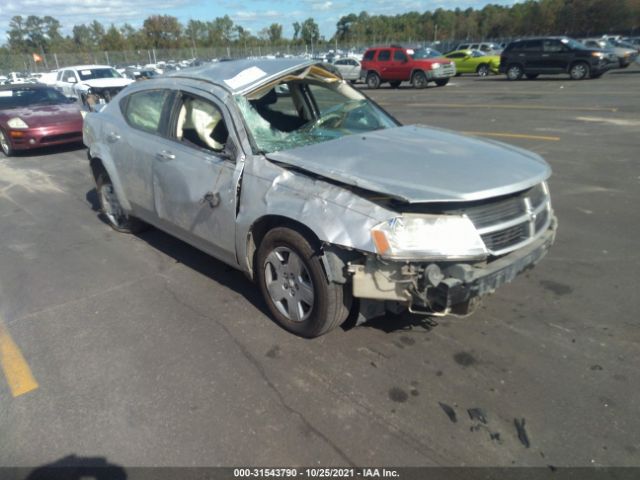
68,77 -> 77,84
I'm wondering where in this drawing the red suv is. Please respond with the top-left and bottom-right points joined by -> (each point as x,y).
359,45 -> 457,89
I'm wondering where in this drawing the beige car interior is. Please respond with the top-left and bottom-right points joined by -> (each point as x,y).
177,96 -> 228,152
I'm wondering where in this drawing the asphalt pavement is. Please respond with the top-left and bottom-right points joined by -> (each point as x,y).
0,67 -> 639,470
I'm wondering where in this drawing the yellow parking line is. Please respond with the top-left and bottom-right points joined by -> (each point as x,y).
387,102 -> 617,112
462,131 -> 561,141
0,319 -> 38,397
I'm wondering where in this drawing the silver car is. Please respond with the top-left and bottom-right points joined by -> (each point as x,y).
83,59 -> 557,338
581,39 -> 638,67
332,58 -> 362,82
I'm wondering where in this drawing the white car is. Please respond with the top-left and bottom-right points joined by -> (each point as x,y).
55,65 -> 133,109
332,58 -> 362,82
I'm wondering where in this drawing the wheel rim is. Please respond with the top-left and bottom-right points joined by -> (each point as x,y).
414,73 -> 427,87
572,65 -> 586,79
367,75 -> 378,88
0,131 -> 9,154
508,67 -> 521,79
478,65 -> 489,76
264,247 -> 314,323
99,182 -> 127,228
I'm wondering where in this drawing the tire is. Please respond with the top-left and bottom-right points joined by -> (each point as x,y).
506,64 -> 524,80
476,64 -> 490,77
96,171 -> 147,233
525,73 -> 539,80
0,128 -> 13,157
256,227 -> 351,338
389,81 -> 401,88
569,62 -> 589,80
434,78 -> 449,87
411,71 -> 428,89
366,72 -> 381,89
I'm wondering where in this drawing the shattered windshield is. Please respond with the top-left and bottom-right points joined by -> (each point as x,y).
236,77 -> 398,154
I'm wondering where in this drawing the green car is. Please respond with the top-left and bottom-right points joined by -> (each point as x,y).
444,50 -> 501,76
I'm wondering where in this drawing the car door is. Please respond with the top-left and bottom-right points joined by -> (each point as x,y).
61,70 -> 80,97
388,50 -> 409,80
520,39 -> 544,71
447,52 -> 469,72
375,49 -> 392,80
113,88 -> 175,217
542,39 -> 571,71
151,89 -> 243,264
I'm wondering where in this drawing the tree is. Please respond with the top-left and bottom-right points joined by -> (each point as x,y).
300,18 -> 319,45
142,15 -> 182,49
101,24 -> 126,51
267,23 -> 283,43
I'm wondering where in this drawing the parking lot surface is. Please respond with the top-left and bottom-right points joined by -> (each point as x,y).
0,68 -> 639,469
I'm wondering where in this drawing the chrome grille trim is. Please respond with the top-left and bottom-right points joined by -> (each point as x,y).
463,182 -> 552,256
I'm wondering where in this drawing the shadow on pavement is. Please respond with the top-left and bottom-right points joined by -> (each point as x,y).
23,455 -> 127,480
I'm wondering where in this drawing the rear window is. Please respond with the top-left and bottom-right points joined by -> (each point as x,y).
378,50 -> 391,61
363,50 -> 375,61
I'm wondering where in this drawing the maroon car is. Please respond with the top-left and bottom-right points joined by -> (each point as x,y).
0,84 -> 83,156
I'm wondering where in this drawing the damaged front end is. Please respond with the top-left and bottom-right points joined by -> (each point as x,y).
81,86 -> 126,111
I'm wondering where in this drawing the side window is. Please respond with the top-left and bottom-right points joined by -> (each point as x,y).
334,60 -> 346,66
459,44 -> 469,50
377,50 -> 391,61
393,50 -> 407,61
56,71 -> 63,81
123,89 -> 171,134
63,71 -> 76,82
175,93 -> 229,153
448,52 -> 466,59
522,40 -> 542,52
363,50 -> 375,61
543,40 -> 566,52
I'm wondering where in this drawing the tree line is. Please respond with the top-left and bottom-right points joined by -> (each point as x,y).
3,0 -> 640,56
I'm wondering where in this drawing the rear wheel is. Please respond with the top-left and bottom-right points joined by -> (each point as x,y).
389,81 -> 401,88
525,73 -> 539,80
434,78 -> 449,87
476,64 -> 490,77
506,64 -> 524,80
412,71 -> 428,89
96,171 -> 147,233
0,129 -> 13,157
256,227 -> 351,338
569,62 -> 589,80
366,72 -> 381,89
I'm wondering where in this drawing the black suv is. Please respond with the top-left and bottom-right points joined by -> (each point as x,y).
500,37 -> 615,80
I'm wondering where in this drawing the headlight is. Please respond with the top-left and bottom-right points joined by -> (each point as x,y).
7,117 -> 28,129
591,51 -> 604,58
431,62 -> 441,69
371,214 -> 488,260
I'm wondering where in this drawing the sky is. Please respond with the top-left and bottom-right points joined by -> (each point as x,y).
0,0 -> 520,42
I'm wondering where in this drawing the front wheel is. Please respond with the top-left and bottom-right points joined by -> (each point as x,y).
412,71 -> 428,89
256,227 -> 351,338
434,78 -> 449,87
366,72 -> 381,89
0,128 -> 13,157
96,172 -> 147,233
569,62 -> 590,80
476,64 -> 490,77
506,64 -> 523,80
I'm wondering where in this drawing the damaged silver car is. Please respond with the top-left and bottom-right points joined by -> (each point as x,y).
83,59 -> 557,338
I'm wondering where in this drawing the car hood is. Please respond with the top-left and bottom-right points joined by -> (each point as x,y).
77,78 -> 133,89
265,125 -> 551,204
0,103 -> 82,127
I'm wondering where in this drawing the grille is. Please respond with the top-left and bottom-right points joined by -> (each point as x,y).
466,183 -> 551,255
441,64 -> 456,76
40,132 -> 82,143
481,222 -> 529,252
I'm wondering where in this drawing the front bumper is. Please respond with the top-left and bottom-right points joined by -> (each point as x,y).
349,217 -> 557,313
426,63 -> 457,79
8,123 -> 83,150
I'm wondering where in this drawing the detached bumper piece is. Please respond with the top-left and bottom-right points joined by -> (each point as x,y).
350,218 -> 557,315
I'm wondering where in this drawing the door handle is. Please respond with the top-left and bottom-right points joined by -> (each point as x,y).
541,54 -> 550,57
106,132 -> 120,143
155,150 -> 175,161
